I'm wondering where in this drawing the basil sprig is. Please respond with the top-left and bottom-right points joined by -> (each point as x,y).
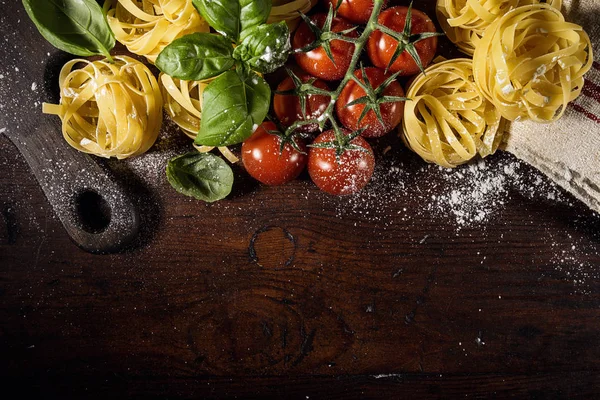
156,0 -> 290,148
156,33 -> 235,81
233,22 -> 291,74
196,69 -> 271,147
166,153 -> 234,203
22,0 -> 115,59
192,0 -> 272,43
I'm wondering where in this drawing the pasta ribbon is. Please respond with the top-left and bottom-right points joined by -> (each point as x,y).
436,0 -> 562,55
104,0 -> 209,63
43,56 -> 163,159
160,74 -> 239,163
269,0 -> 319,31
401,59 -> 504,168
473,4 -> 593,122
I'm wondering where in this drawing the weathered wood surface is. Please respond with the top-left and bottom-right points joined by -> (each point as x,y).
1,1 -> 600,398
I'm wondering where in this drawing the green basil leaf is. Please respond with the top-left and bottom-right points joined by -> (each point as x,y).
22,0 -> 115,58
192,0 -> 272,43
195,70 -> 270,147
156,33 -> 235,81
166,152 -> 234,203
233,22 -> 290,74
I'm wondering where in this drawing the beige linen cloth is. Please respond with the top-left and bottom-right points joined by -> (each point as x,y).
503,0 -> 600,213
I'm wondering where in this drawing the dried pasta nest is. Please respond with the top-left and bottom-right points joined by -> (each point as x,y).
401,59 -> 504,169
436,0 -> 562,56
43,56 -> 163,159
104,0 -> 209,63
473,4 -> 593,122
160,74 -> 239,163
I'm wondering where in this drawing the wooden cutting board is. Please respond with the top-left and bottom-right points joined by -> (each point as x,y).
0,11 -> 141,253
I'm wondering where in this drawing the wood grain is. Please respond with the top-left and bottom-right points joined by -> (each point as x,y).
2,0 -> 600,398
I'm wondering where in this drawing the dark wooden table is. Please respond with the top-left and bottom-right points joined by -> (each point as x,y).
2,1 -> 600,399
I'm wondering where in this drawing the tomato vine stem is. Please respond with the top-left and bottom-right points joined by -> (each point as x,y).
284,0 -> 387,151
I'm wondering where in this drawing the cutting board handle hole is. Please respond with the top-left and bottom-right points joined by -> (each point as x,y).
73,190 -> 112,234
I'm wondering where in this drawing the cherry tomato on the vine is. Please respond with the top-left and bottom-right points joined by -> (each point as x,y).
367,6 -> 438,76
293,13 -> 358,81
337,67 -> 405,138
308,129 -> 375,195
242,122 -> 308,186
274,73 -> 331,133
322,0 -> 388,25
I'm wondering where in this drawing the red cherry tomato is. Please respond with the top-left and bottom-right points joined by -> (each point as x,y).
337,67 -> 405,138
322,0 -> 388,25
274,74 -> 331,133
308,129 -> 375,195
367,6 -> 438,76
293,13 -> 358,81
242,122 -> 308,186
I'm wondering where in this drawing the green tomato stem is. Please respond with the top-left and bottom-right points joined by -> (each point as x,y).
286,0 -> 387,149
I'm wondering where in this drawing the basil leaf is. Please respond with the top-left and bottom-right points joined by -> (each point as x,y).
22,0 -> 115,58
166,152 -> 234,203
156,33 -> 235,81
195,70 -> 270,147
233,22 -> 290,74
192,0 -> 272,43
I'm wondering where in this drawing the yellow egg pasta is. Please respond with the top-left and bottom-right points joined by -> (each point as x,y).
160,73 -> 210,139
104,0 -> 209,63
473,4 -> 593,123
43,56 -> 163,159
160,74 -> 239,163
401,59 -> 504,168
436,0 -> 562,55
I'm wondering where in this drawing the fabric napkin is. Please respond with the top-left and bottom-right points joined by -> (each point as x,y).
503,0 -> 600,214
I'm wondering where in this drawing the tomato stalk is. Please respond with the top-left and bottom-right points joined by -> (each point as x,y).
284,0 -> 388,152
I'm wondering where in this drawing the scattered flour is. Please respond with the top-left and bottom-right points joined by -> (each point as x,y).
106,119 -> 191,189
425,157 -> 570,228
327,152 -> 569,229
545,231 -> 600,295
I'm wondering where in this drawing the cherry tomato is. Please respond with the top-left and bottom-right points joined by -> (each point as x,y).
322,0 -> 388,25
367,6 -> 438,76
293,13 -> 358,81
242,122 -> 308,186
274,74 -> 331,133
308,129 -> 375,195
337,67 -> 405,138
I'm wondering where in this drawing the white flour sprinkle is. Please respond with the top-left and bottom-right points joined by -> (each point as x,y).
327,152 -> 569,229
545,231 -> 600,295
107,120 -> 191,189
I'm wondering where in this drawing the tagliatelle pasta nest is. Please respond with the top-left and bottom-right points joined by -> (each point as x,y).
104,0 -> 209,63
160,73 -> 239,163
473,3 -> 593,123
436,0 -> 562,56
43,56 -> 163,159
401,59 -> 504,169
